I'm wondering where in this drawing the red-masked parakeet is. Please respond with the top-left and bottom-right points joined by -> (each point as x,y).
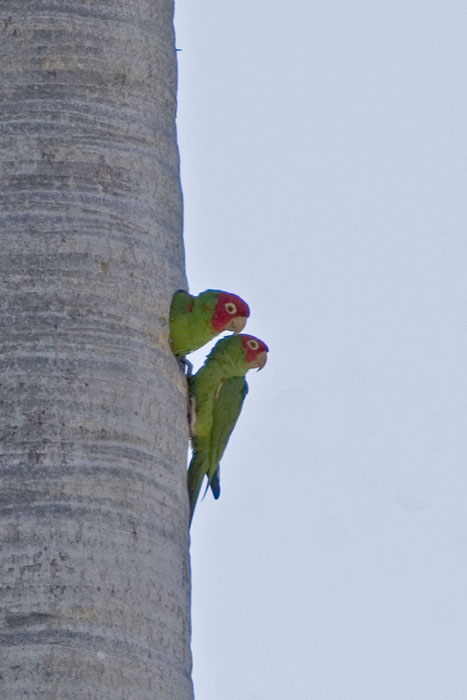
187,333 -> 268,524
169,289 -> 250,356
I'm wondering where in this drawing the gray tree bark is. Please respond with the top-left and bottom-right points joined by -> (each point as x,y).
0,2 -> 193,698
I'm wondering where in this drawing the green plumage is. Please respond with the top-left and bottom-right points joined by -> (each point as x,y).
170,290 -> 193,321
188,376 -> 248,517
208,377 -> 248,498
187,334 -> 266,524
170,290 -> 212,356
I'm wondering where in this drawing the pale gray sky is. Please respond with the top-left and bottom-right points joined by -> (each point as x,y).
175,2 -> 467,698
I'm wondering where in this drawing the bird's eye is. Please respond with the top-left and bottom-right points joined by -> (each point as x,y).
247,339 -> 259,351
225,302 -> 237,315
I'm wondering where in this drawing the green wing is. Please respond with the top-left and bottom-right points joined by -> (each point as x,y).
169,289 -> 219,356
169,290 -> 193,320
208,376 -> 248,499
169,290 -> 196,356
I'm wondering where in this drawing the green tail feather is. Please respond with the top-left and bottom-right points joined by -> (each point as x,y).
187,451 -> 208,525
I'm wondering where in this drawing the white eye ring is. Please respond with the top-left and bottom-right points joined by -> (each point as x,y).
225,302 -> 237,315
247,339 -> 259,350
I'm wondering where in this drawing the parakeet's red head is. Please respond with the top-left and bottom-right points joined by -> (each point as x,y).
210,292 -> 250,334
240,334 -> 269,370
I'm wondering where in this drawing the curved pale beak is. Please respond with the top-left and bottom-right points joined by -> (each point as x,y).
252,350 -> 268,371
226,316 -> 247,333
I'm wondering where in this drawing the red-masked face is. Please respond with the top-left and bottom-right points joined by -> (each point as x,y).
211,292 -> 250,333
240,334 -> 269,369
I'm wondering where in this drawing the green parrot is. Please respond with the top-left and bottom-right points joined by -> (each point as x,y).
187,333 -> 269,524
169,289 -> 250,356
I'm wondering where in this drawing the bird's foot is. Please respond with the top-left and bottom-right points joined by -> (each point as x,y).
177,356 -> 193,377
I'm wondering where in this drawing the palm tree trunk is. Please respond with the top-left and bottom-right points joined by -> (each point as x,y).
0,2 -> 193,698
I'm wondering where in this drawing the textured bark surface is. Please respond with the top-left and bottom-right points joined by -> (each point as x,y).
0,1 -> 192,698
